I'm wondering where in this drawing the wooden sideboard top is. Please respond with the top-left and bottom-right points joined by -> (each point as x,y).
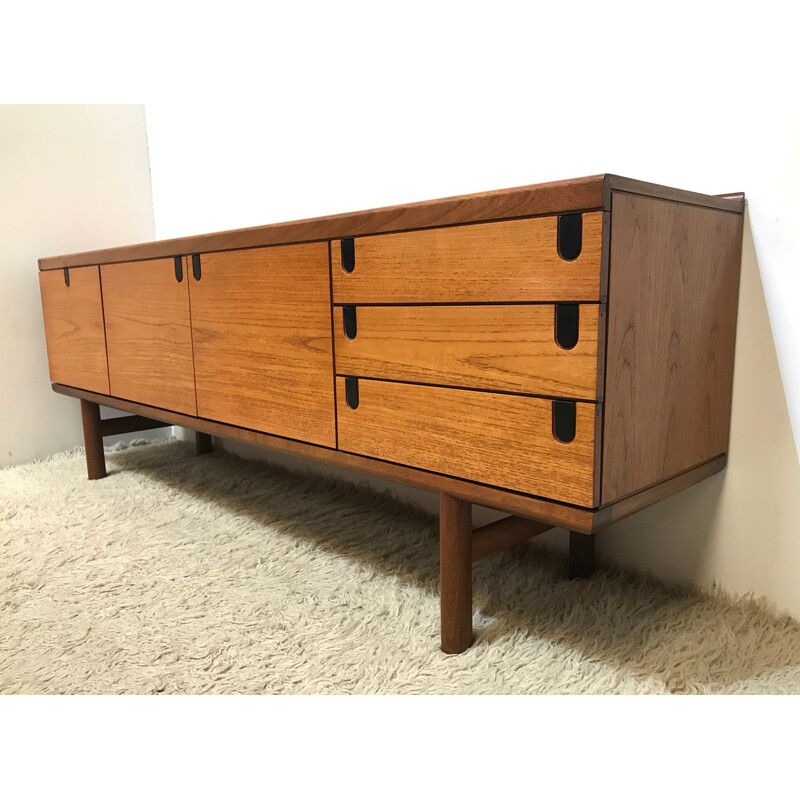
38,174 -> 745,271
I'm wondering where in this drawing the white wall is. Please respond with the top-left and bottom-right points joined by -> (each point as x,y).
0,105 -> 161,467
144,4 -> 800,615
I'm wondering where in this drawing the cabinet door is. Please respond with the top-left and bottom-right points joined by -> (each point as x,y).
189,243 -> 336,447
101,258 -> 197,416
39,266 -> 109,394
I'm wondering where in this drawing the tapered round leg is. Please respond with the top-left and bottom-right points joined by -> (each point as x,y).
440,493 -> 473,653
80,399 -> 106,480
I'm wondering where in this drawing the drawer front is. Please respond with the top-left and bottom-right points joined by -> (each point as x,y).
335,304 -> 602,400
39,266 -> 110,395
336,378 -> 598,507
331,212 -> 604,304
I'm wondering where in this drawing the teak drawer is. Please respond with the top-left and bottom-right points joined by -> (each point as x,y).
336,378 -> 598,507
334,304 -> 602,399
331,212 -> 605,304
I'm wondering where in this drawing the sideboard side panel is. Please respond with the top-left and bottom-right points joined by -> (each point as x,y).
601,193 -> 744,505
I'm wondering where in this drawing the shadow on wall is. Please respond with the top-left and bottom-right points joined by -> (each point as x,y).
600,209 -> 800,616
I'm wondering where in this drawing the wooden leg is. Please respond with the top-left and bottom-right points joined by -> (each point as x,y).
195,431 -> 213,455
80,399 -> 106,480
568,530 -> 595,579
439,492 -> 473,653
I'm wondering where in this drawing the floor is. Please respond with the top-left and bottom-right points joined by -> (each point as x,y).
2,439 -> 800,694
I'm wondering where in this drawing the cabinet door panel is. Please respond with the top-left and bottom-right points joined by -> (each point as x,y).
101,258 -> 197,415
189,243 -> 336,447
39,266 -> 109,394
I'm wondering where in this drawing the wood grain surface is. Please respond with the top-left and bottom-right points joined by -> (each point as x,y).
39,175 -> 606,270
471,516 -> 551,563
604,175 -> 745,213
101,258 -> 197,416
601,193 -> 743,504
52,383 -> 601,531
189,243 -> 336,447
331,212 -> 605,304
38,267 -> 110,394
334,304 -> 601,399
336,378 -> 598,506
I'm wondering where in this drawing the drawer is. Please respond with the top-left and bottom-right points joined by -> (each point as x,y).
336,378 -> 599,507
334,304 -> 603,400
331,212 -> 605,304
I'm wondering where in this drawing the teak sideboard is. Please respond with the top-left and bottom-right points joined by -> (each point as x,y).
38,174 -> 745,653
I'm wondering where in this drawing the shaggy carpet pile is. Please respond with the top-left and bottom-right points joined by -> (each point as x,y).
2,439 -> 800,694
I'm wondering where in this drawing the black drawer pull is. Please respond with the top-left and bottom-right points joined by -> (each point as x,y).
557,213 -> 583,261
343,306 -> 357,339
555,303 -> 579,349
345,377 -> 359,409
552,400 -> 576,443
341,238 -> 356,273
192,254 -> 201,281
174,256 -> 183,283
63,268 -> 70,287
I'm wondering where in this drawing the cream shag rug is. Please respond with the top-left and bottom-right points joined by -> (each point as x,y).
2,439 -> 800,694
